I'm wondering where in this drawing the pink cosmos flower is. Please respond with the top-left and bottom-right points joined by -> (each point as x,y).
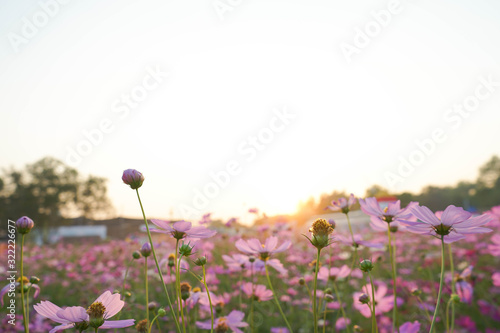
34,291 -> 134,333
487,234 -> 500,256
241,283 -> 273,301
399,321 -> 420,333
150,220 -> 217,240
235,236 -> 291,274
271,328 -> 290,333
359,198 -> 416,231
353,282 -> 400,318
402,205 -> 492,243
336,234 -> 384,249
317,265 -> 351,282
222,254 -> 264,272
336,317 -> 351,330
326,194 -> 357,214
492,272 -> 500,287
196,310 -> 248,333
456,266 -> 474,304
1,280 -> 40,306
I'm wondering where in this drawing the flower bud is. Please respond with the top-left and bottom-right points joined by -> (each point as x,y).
148,302 -> 157,311
298,277 -> 305,286
180,282 -> 192,301
359,259 -> 374,273
29,276 -> 40,284
451,294 -> 461,304
157,308 -> 167,317
411,288 -> 421,296
179,243 -> 194,257
325,294 -> 335,302
194,256 -> 208,266
389,226 -> 398,233
358,293 -> 370,304
124,291 -> 132,298
168,253 -> 176,267
324,288 -> 333,295
122,169 -> 145,190
16,216 -> 34,234
132,251 -> 141,260
248,256 -> 256,263
140,243 -> 152,257
328,219 -> 336,229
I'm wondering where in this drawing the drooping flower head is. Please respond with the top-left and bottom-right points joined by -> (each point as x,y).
150,220 -> 217,240
455,265 -> 474,304
16,216 -> 34,234
326,194 -> 356,214
401,205 -> 492,243
34,291 -> 134,333
121,169 -> 144,190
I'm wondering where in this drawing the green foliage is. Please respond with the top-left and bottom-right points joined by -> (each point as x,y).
0,156 -> 114,230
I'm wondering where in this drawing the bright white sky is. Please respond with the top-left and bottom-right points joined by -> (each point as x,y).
1,0 -> 499,223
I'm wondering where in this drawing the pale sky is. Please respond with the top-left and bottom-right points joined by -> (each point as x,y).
1,0 -> 499,223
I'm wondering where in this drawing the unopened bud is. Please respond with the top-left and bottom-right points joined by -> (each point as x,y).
451,294 -> 461,304
122,169 -> 144,190
358,293 -> 370,304
298,278 -> 305,286
16,216 -> 34,234
157,308 -> 167,317
194,256 -> 207,266
179,243 -> 194,257
249,256 -> 256,263
140,243 -> 152,257
359,259 -> 374,273
148,302 -> 157,310
132,251 -> 141,260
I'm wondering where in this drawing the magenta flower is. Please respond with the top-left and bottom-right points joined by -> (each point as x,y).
196,310 -> 248,333
487,234 -> 500,256
492,272 -> 500,287
399,321 -> 421,333
34,291 -> 134,332
121,169 -> 144,190
353,282 -> 400,318
326,194 -> 356,214
241,282 -> 273,301
401,205 -> 492,243
150,220 -> 217,240
317,265 -> 351,282
222,254 -> 264,272
271,328 -> 290,333
359,198 -> 416,231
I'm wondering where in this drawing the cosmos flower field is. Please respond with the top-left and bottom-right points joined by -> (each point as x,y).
2,169 -> 500,333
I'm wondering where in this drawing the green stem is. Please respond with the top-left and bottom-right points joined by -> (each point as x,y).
387,226 -> 397,332
20,234 -> 29,333
445,298 -> 452,333
239,271 -> 243,310
448,244 -> 455,333
430,236 -> 446,333
145,257 -> 149,327
135,189 -> 181,333
346,213 -> 356,245
177,252 -> 186,333
333,282 -> 350,333
148,313 -> 161,333
313,248 -> 321,333
116,257 -> 134,326
265,264 -> 294,333
202,266 -> 214,333
368,273 -> 378,333
416,296 -> 432,323
250,263 -> 254,333
304,281 -> 313,305
26,285 -> 31,330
